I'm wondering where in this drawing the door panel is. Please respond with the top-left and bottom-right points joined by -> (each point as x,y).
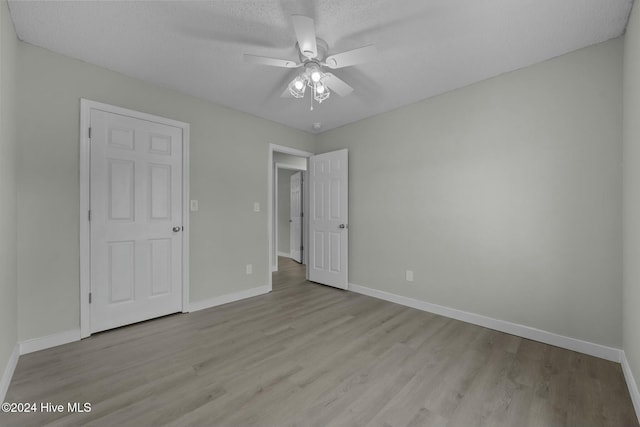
309,149 -> 348,289
290,171 -> 303,263
149,238 -> 172,296
149,164 -> 172,219
108,241 -> 135,303
330,232 -> 341,272
108,159 -> 135,220
90,109 -> 183,333
313,231 -> 324,269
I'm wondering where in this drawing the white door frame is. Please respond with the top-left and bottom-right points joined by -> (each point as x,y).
268,144 -> 313,290
79,99 -> 190,338
274,164 -> 305,263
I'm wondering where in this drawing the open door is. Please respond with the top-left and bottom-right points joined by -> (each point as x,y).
289,171 -> 303,263
308,149 -> 348,289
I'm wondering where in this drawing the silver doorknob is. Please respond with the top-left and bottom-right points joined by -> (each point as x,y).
339,224 -> 346,229
172,226 -> 182,232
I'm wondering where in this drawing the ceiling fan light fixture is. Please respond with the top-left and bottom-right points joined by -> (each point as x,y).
313,81 -> 330,103
245,14 -> 367,109
288,76 -> 307,98
304,63 -> 323,83
310,70 -> 322,83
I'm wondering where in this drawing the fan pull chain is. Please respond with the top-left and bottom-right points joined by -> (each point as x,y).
310,93 -> 314,111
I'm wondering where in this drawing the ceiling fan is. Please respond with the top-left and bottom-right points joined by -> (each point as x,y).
243,15 -> 376,109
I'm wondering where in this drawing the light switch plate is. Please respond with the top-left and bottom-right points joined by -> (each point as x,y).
253,202 -> 260,212
190,200 -> 199,211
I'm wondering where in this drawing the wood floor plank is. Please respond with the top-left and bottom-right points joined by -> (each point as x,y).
1,257 -> 637,427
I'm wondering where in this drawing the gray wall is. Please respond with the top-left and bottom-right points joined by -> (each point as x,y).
0,0 -> 18,385
317,39 -> 623,348
278,169 -> 296,255
623,0 -> 640,403
15,42 -> 315,342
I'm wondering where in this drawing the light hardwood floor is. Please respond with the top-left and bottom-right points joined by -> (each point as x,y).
1,257 -> 638,427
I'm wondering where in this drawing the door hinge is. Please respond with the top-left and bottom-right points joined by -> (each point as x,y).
88,210 -> 92,221
88,127 -> 92,139
89,292 -> 92,304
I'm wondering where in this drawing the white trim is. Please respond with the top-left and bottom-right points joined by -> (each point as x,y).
278,251 -> 291,258
622,351 -> 640,423
268,144 -> 314,292
302,170 -> 308,269
0,344 -> 19,402
349,283 -> 622,362
19,329 -> 81,355
79,99 -> 91,338
275,162 -> 307,172
181,121 -> 191,314
189,285 -> 270,312
79,99 -> 191,338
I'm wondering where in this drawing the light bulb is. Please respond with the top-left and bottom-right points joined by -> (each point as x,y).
294,80 -> 304,90
311,71 -> 322,83
316,84 -> 325,94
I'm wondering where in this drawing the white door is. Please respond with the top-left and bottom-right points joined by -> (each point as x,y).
290,171 -> 303,263
308,149 -> 348,289
90,109 -> 183,333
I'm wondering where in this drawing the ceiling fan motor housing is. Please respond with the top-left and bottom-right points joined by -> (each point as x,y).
297,38 -> 329,63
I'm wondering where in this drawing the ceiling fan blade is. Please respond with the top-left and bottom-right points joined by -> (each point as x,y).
281,86 -> 293,98
324,45 -> 376,69
291,15 -> 317,58
243,54 -> 300,68
324,73 -> 353,97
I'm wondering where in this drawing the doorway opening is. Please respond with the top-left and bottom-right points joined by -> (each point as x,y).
268,145 -> 349,291
268,145 -> 313,291
275,165 -> 305,266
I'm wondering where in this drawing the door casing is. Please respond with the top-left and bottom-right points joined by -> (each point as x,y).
79,99 -> 191,338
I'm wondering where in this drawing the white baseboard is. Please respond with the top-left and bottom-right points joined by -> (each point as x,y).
622,351 -> 640,423
189,285 -> 270,312
348,283 -> 622,363
0,344 -> 19,402
19,329 -> 81,355
277,251 -> 291,258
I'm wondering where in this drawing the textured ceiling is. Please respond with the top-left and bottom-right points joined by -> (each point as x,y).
8,0 -> 633,133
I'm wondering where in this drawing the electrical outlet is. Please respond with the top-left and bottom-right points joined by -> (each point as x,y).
190,200 -> 199,211
246,264 -> 253,275
253,202 -> 260,212
405,270 -> 414,282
